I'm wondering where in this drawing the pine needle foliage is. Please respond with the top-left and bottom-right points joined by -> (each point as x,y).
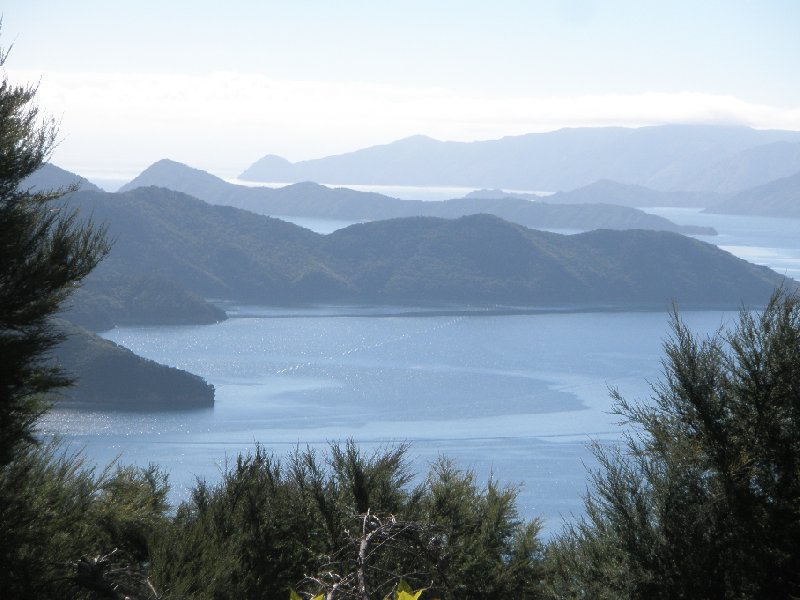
0,40 -> 109,466
546,291 -> 800,599
151,442 -> 544,600
0,442 -> 170,598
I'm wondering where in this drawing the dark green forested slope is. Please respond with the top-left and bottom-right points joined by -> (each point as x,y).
16,166 -> 225,331
65,187 -> 790,309
66,187 -> 332,303
320,215 -> 784,307
51,320 -> 214,408
62,275 -> 226,332
47,201 -> 225,407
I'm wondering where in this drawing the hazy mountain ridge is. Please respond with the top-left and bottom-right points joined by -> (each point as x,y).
684,141 -> 800,193
121,159 -> 714,235
545,179 -> 723,208
704,171 -> 800,218
465,180 -> 723,208
63,187 -> 790,309
22,163 -> 102,192
239,125 -> 800,192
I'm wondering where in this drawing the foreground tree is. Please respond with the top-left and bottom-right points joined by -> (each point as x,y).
152,442 -> 544,600
0,44 -> 109,466
546,291 -> 800,599
0,446 -> 170,599
0,42 -> 165,599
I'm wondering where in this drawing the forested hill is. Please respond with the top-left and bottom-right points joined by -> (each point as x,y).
52,320 -> 214,409
65,186 -> 790,309
318,216 -> 783,307
120,159 -> 713,235
62,275 -> 227,332
66,187 -> 323,304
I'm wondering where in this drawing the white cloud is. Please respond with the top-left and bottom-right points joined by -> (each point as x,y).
9,69 -> 800,178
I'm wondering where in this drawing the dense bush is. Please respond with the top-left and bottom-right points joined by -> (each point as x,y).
151,442 -> 544,600
545,291 -> 800,599
0,443 -> 169,599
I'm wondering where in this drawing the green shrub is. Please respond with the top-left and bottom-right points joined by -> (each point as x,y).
546,291 -> 800,599
151,442 -> 544,600
0,442 -> 169,599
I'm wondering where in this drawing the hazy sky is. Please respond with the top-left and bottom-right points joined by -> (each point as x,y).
3,1 -> 799,179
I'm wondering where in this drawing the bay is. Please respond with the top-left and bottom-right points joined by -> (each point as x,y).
42,308 -> 736,536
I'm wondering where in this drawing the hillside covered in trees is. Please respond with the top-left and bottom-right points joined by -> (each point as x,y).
52,320 -> 214,408
64,186 -> 787,310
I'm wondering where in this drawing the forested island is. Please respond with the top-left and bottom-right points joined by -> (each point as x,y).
466,179 -> 723,208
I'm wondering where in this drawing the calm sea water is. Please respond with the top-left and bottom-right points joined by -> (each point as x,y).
41,204 -> 799,536
42,309 -> 738,536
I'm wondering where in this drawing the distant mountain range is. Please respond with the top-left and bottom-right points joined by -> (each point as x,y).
238,125 -> 800,192
472,180 -> 725,208
120,159 -> 715,235
467,174 -> 800,218
63,186 -> 789,309
705,171 -> 800,218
